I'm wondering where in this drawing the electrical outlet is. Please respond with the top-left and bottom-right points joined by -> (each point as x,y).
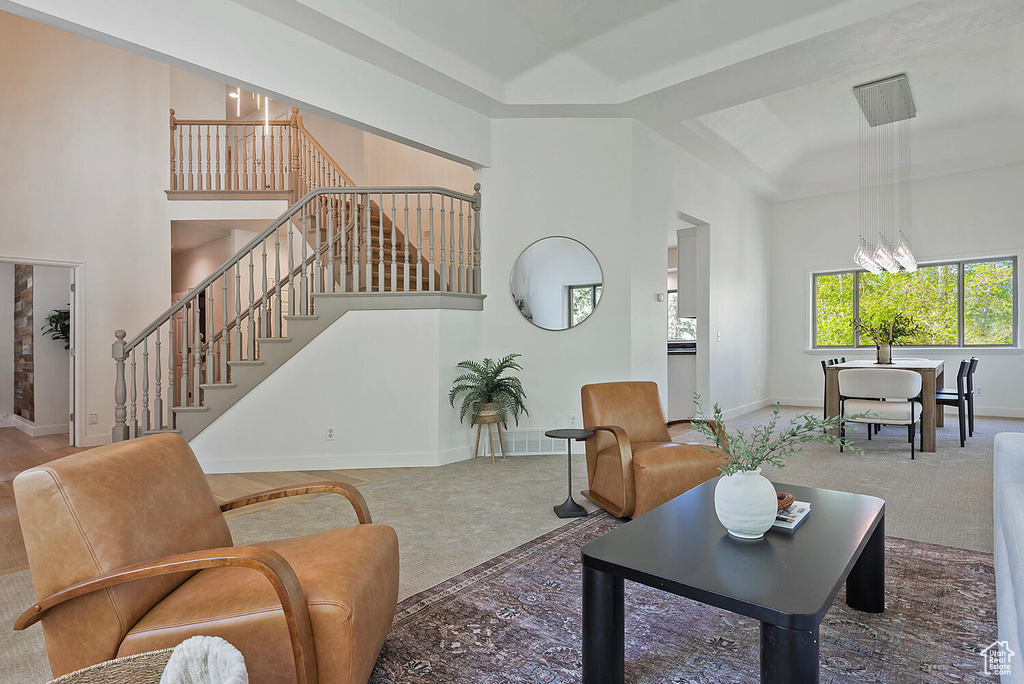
975,385 -> 983,397
326,426 -> 336,441
716,331 -> 722,342
753,382 -> 759,394
569,415 -> 579,427
88,413 -> 98,425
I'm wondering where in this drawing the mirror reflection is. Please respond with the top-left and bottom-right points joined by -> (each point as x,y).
510,237 -> 603,331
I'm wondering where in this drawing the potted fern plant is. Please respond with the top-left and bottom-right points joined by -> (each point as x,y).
448,353 -> 529,429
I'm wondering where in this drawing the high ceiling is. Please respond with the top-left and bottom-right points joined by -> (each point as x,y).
235,0 -> 1024,202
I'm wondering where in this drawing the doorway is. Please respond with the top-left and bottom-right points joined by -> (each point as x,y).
667,213 -> 710,420
1,258 -> 82,447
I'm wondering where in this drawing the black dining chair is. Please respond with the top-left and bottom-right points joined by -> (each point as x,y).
967,357 -> 979,436
936,359 -> 970,447
821,358 -> 836,420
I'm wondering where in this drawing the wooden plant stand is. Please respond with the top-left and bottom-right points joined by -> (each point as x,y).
473,414 -> 506,463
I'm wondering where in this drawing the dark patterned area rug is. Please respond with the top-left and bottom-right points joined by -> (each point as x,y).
370,512 -> 997,683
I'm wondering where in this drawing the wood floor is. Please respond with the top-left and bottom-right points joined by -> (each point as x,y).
0,427 -> 425,575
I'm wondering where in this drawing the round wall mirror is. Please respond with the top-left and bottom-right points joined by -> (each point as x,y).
510,237 -> 603,331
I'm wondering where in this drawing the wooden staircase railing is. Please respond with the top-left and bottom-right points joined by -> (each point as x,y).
112,184 -> 481,441
169,107 -> 357,197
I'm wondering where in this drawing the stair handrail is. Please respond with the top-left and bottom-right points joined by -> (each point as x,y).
289,109 -> 358,189
124,186 -> 478,352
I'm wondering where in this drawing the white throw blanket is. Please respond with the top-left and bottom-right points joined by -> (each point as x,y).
159,636 -> 248,684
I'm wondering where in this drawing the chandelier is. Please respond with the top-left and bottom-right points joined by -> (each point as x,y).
853,74 -> 917,274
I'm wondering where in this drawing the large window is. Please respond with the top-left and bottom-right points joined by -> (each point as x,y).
813,257 -> 1017,348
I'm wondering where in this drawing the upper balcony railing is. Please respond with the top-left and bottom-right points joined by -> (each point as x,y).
169,107 -> 355,198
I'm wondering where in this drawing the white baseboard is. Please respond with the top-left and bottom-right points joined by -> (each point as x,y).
12,415 -> 69,438
195,445 -> 473,474
720,398 -> 774,421
83,433 -> 113,447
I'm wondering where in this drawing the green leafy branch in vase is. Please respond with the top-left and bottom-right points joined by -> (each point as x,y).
688,395 -> 870,476
855,312 -> 922,346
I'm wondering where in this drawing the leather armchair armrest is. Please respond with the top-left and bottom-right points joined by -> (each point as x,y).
666,419 -> 692,428
589,425 -> 636,519
15,546 -> 318,684
220,481 -> 371,524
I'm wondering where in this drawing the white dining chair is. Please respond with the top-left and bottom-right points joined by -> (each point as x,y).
839,368 -> 923,459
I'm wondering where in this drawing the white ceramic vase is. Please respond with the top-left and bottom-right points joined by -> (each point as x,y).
714,468 -> 778,540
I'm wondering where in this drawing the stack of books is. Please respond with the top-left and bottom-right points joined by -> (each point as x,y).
773,500 -> 811,532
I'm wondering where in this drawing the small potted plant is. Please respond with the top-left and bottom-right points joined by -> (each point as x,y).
855,313 -> 922,364
689,396 -> 864,539
448,353 -> 529,429
41,307 -> 71,350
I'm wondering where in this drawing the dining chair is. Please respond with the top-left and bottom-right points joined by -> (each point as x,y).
820,358 -> 836,420
839,368 -> 923,459
968,357 -> 979,436
937,358 -> 977,446
936,359 -> 970,447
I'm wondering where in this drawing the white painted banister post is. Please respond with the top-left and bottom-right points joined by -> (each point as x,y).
112,330 -> 129,442
473,183 -> 481,295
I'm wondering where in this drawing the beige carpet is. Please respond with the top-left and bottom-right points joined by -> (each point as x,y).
0,407 -> 1017,681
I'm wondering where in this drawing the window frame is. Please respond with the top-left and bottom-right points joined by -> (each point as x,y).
811,255 -> 1018,349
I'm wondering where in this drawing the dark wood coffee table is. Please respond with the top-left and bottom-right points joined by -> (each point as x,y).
581,480 -> 884,683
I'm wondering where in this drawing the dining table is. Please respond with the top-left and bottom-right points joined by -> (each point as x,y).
824,358 -> 945,452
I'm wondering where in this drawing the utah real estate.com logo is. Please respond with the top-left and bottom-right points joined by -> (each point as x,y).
981,640 -> 1015,677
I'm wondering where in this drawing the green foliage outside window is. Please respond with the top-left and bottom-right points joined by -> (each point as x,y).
667,291 -> 697,341
859,264 -> 958,345
813,257 -> 1016,347
815,273 -> 855,346
965,260 -> 1015,345
570,284 -> 602,327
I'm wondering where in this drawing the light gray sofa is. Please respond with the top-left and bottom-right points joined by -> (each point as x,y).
995,432 -> 1024,683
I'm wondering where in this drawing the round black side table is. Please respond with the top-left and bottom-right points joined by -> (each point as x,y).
545,428 -> 593,518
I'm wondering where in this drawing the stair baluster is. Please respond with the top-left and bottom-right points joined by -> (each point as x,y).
130,348 -> 138,437
192,297 -> 201,404
142,339 -> 150,432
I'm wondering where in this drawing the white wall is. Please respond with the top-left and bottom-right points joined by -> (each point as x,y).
171,236 -> 232,295
479,119 -> 634,447
189,308 -> 478,472
0,11 -> 170,446
0,263 -> 12,427
510,238 -> 602,330
31,265 -> 70,434
630,122 -> 771,417
0,0 -> 491,168
364,133 -> 474,194
477,119 -> 773,448
770,163 -> 1024,416
169,68 -> 226,120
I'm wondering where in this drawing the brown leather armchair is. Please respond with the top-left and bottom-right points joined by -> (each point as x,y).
13,433 -> 398,684
581,381 -> 726,519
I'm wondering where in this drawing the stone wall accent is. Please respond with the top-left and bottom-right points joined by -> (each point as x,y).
14,264 -> 33,422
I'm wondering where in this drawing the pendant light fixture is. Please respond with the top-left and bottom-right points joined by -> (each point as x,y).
854,74 -> 917,273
